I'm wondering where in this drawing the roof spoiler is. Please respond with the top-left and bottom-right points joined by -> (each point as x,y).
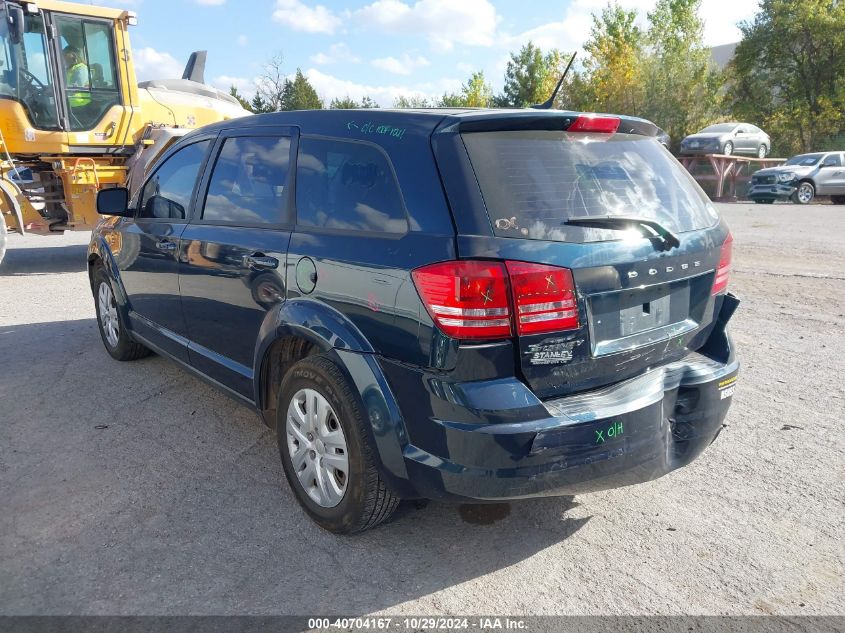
182,51 -> 207,84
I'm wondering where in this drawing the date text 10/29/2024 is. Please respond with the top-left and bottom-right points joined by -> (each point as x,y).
308,618 -> 529,630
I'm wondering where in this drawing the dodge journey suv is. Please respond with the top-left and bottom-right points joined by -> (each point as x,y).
89,109 -> 739,534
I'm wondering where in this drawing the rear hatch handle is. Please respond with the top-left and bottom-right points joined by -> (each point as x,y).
564,216 -> 681,251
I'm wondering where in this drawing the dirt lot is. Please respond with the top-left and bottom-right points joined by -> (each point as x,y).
1,203 -> 843,616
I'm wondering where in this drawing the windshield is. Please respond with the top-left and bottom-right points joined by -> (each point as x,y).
462,130 -> 719,243
785,153 -> 823,167
0,7 -> 59,129
700,124 -> 736,134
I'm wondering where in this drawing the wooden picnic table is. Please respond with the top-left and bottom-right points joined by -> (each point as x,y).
679,154 -> 786,200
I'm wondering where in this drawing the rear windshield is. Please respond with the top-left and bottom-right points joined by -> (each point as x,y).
462,131 -> 719,243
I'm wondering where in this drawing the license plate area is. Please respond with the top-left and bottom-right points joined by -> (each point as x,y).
588,277 -> 709,357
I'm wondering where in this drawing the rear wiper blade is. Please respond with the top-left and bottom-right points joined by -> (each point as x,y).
564,215 -> 681,251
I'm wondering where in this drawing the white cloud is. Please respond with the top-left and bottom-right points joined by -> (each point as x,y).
272,0 -> 341,35
353,0 -> 499,52
133,47 -> 183,81
304,68 -> 460,106
371,53 -> 430,76
212,75 -> 256,97
699,0 -> 758,46
237,34 -> 249,46
310,42 -> 360,65
195,0 -> 225,5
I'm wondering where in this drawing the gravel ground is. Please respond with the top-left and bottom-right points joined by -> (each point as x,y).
0,203 -> 843,616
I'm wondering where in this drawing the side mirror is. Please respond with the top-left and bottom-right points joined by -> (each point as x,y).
6,4 -> 25,46
97,187 -> 132,217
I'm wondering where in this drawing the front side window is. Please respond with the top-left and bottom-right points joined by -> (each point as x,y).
296,137 -> 407,234
138,141 -> 210,220
0,11 -> 59,129
822,154 -> 842,167
463,130 -> 719,243
55,16 -> 119,131
202,136 -> 292,225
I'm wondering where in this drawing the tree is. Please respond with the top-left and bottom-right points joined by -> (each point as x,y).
497,42 -> 565,107
250,93 -> 273,114
330,95 -> 379,109
641,0 -> 721,151
578,4 -> 646,115
726,0 -> 845,154
280,69 -> 323,110
229,86 -> 253,112
439,71 -> 494,108
393,95 -> 432,108
255,53 -> 287,112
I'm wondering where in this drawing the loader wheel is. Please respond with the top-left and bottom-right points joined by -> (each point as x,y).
93,266 -> 150,361
0,212 -> 7,266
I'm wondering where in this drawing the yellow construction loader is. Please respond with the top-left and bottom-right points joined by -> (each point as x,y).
0,0 -> 250,263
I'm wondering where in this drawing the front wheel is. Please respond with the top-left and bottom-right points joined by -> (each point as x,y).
93,266 -> 150,361
277,355 -> 399,534
793,181 -> 815,205
757,144 -> 768,159
723,141 -> 734,156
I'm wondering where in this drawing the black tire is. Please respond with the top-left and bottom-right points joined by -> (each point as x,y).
92,265 -> 150,361
832,195 -> 845,205
0,211 -> 7,266
723,141 -> 734,156
276,355 -> 399,534
792,181 -> 815,205
757,144 -> 768,159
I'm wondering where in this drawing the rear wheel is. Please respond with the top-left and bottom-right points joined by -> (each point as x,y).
723,141 -> 734,156
0,212 -> 7,266
832,195 -> 845,205
793,181 -> 815,205
757,144 -> 768,159
93,266 -> 150,361
277,355 -> 399,534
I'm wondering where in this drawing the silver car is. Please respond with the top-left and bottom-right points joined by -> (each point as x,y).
680,122 -> 771,158
748,151 -> 845,205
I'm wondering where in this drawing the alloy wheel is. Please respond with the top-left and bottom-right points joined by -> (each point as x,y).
97,282 -> 120,348
286,388 -> 349,508
797,183 -> 814,204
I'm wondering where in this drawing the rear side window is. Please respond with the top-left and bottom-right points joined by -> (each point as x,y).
138,140 -> 210,220
202,136 -> 292,225
296,137 -> 407,234
463,131 -> 719,243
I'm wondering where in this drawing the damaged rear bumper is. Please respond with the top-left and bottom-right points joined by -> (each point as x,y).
394,295 -> 740,502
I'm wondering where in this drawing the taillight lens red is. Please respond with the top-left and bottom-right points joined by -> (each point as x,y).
412,261 -> 512,339
568,114 -> 621,134
506,261 -> 579,334
712,233 -> 733,295
412,260 -> 580,340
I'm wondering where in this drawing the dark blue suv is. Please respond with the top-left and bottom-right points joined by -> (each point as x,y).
89,109 -> 739,533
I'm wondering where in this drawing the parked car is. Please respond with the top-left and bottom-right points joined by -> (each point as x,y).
680,122 -> 771,158
88,109 -> 739,534
748,151 -> 845,205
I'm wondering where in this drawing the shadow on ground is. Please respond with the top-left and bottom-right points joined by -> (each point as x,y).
0,244 -> 88,276
0,319 -> 590,615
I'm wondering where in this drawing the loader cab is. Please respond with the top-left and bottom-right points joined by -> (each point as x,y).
0,0 -> 121,134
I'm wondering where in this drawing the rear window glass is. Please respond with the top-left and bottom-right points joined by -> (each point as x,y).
462,131 -> 719,243
296,137 -> 407,234
203,136 -> 291,225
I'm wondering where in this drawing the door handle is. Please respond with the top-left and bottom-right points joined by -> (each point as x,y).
243,254 -> 279,270
156,239 -> 176,251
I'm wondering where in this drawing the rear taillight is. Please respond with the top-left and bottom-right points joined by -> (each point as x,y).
412,260 -> 579,340
411,261 -> 512,339
568,114 -> 621,134
506,261 -> 579,335
712,233 -> 733,295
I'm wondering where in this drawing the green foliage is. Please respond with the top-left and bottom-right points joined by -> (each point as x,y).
330,95 -> 380,109
229,86 -> 253,112
280,69 -> 323,110
250,94 -> 273,114
726,0 -> 845,155
497,42 -> 566,107
439,71 -> 494,108
392,95 -> 433,108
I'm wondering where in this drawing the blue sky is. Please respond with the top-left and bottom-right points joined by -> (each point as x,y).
119,0 -> 760,106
